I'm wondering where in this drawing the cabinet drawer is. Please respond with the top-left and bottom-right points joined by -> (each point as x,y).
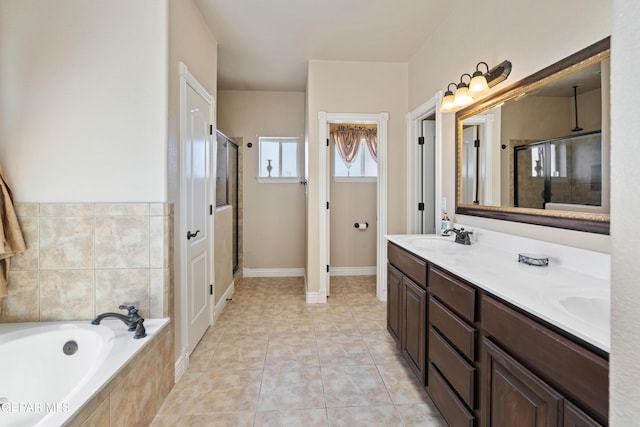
429,327 -> 475,408
429,296 -> 476,360
429,267 -> 476,322
388,243 -> 427,288
428,363 -> 474,427
482,295 -> 609,423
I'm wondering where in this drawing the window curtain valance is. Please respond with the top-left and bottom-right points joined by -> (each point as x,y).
330,125 -> 377,168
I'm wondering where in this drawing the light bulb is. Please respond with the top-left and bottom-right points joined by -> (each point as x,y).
440,92 -> 455,112
469,74 -> 490,96
453,86 -> 473,107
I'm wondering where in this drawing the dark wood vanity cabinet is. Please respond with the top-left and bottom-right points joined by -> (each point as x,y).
387,243 -> 428,384
481,296 -> 607,427
386,241 -> 608,427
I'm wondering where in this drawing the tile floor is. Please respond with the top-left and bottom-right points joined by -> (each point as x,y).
150,276 -> 446,427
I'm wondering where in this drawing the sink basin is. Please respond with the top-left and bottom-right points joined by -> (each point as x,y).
405,235 -> 457,251
558,295 -> 610,325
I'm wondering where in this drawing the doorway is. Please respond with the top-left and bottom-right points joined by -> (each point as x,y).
407,95 -> 442,235
179,63 -> 215,358
318,112 -> 389,302
329,123 -> 378,296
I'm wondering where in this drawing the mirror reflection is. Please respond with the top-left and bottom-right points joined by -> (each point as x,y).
456,38 -> 610,233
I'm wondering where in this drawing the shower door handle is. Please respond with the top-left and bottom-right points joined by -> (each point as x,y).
187,230 -> 200,240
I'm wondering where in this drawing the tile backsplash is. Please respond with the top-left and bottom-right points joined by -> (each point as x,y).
1,203 -> 173,322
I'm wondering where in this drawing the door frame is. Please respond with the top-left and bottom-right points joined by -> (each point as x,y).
318,112 -> 389,301
406,93 -> 443,234
178,62 -> 215,365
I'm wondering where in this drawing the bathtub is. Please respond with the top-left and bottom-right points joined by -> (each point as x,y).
0,318 -> 169,427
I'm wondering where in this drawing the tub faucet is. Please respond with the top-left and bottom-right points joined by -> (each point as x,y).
91,305 -> 147,339
443,227 -> 473,245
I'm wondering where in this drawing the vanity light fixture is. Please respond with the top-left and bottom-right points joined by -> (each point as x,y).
440,60 -> 512,112
469,62 -> 491,96
453,74 -> 473,107
440,83 -> 458,112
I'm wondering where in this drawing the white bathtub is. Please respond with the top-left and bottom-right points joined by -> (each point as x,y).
0,318 -> 169,427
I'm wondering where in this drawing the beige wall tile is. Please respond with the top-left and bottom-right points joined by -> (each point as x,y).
150,203 -> 173,216
40,217 -> 95,269
168,266 -> 174,321
78,397 -> 109,427
39,270 -> 95,321
150,216 -> 170,268
3,202 -> 173,333
11,216 -> 38,270
14,203 -> 39,217
65,387 -> 112,427
40,203 -> 95,217
95,269 -> 150,318
149,268 -> 169,318
95,203 -> 149,216
0,270 -> 39,322
109,329 -> 172,427
95,216 -> 149,268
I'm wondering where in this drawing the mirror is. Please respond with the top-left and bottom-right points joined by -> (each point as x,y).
456,37 -> 610,234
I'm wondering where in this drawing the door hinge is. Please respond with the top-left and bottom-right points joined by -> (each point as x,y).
326,201 -> 330,209
418,136 -> 425,146
209,284 -> 213,295
326,265 -> 330,273
474,139 -> 480,148
210,124 -> 214,135
418,202 -> 425,211
326,138 -> 330,147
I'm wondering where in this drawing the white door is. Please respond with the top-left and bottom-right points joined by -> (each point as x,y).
422,120 -> 436,234
462,126 -> 477,204
185,79 -> 212,355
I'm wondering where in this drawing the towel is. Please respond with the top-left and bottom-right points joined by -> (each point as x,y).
0,166 -> 26,299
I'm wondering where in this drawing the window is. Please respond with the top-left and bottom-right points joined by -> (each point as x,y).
334,139 -> 377,180
258,137 -> 300,183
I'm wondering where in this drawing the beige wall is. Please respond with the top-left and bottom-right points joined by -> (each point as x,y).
306,60 -> 408,293
0,0 -> 168,202
167,0 -> 217,362
408,0 -> 611,253
217,90 -> 306,270
330,180 -> 376,268
611,0 -> 640,421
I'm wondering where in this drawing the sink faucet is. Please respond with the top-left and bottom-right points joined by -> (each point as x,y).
91,305 -> 147,339
443,227 -> 473,245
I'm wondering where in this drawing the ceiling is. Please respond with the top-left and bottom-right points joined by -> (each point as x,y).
194,0 -> 457,92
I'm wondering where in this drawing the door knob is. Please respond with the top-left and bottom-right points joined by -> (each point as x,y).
187,230 -> 200,240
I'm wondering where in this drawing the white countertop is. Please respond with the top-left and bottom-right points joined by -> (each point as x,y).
386,233 -> 610,352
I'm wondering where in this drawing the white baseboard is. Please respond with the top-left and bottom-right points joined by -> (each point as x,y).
243,267 -> 305,277
329,266 -> 376,276
174,352 -> 188,383
214,281 -> 235,323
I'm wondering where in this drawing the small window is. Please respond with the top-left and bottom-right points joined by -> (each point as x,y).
334,139 -> 377,180
258,137 -> 300,183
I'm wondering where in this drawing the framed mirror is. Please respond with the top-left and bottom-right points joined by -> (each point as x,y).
455,37 -> 610,234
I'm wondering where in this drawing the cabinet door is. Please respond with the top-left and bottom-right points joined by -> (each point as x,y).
564,401 -> 602,427
402,276 -> 427,384
387,263 -> 402,345
481,337 -> 563,427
